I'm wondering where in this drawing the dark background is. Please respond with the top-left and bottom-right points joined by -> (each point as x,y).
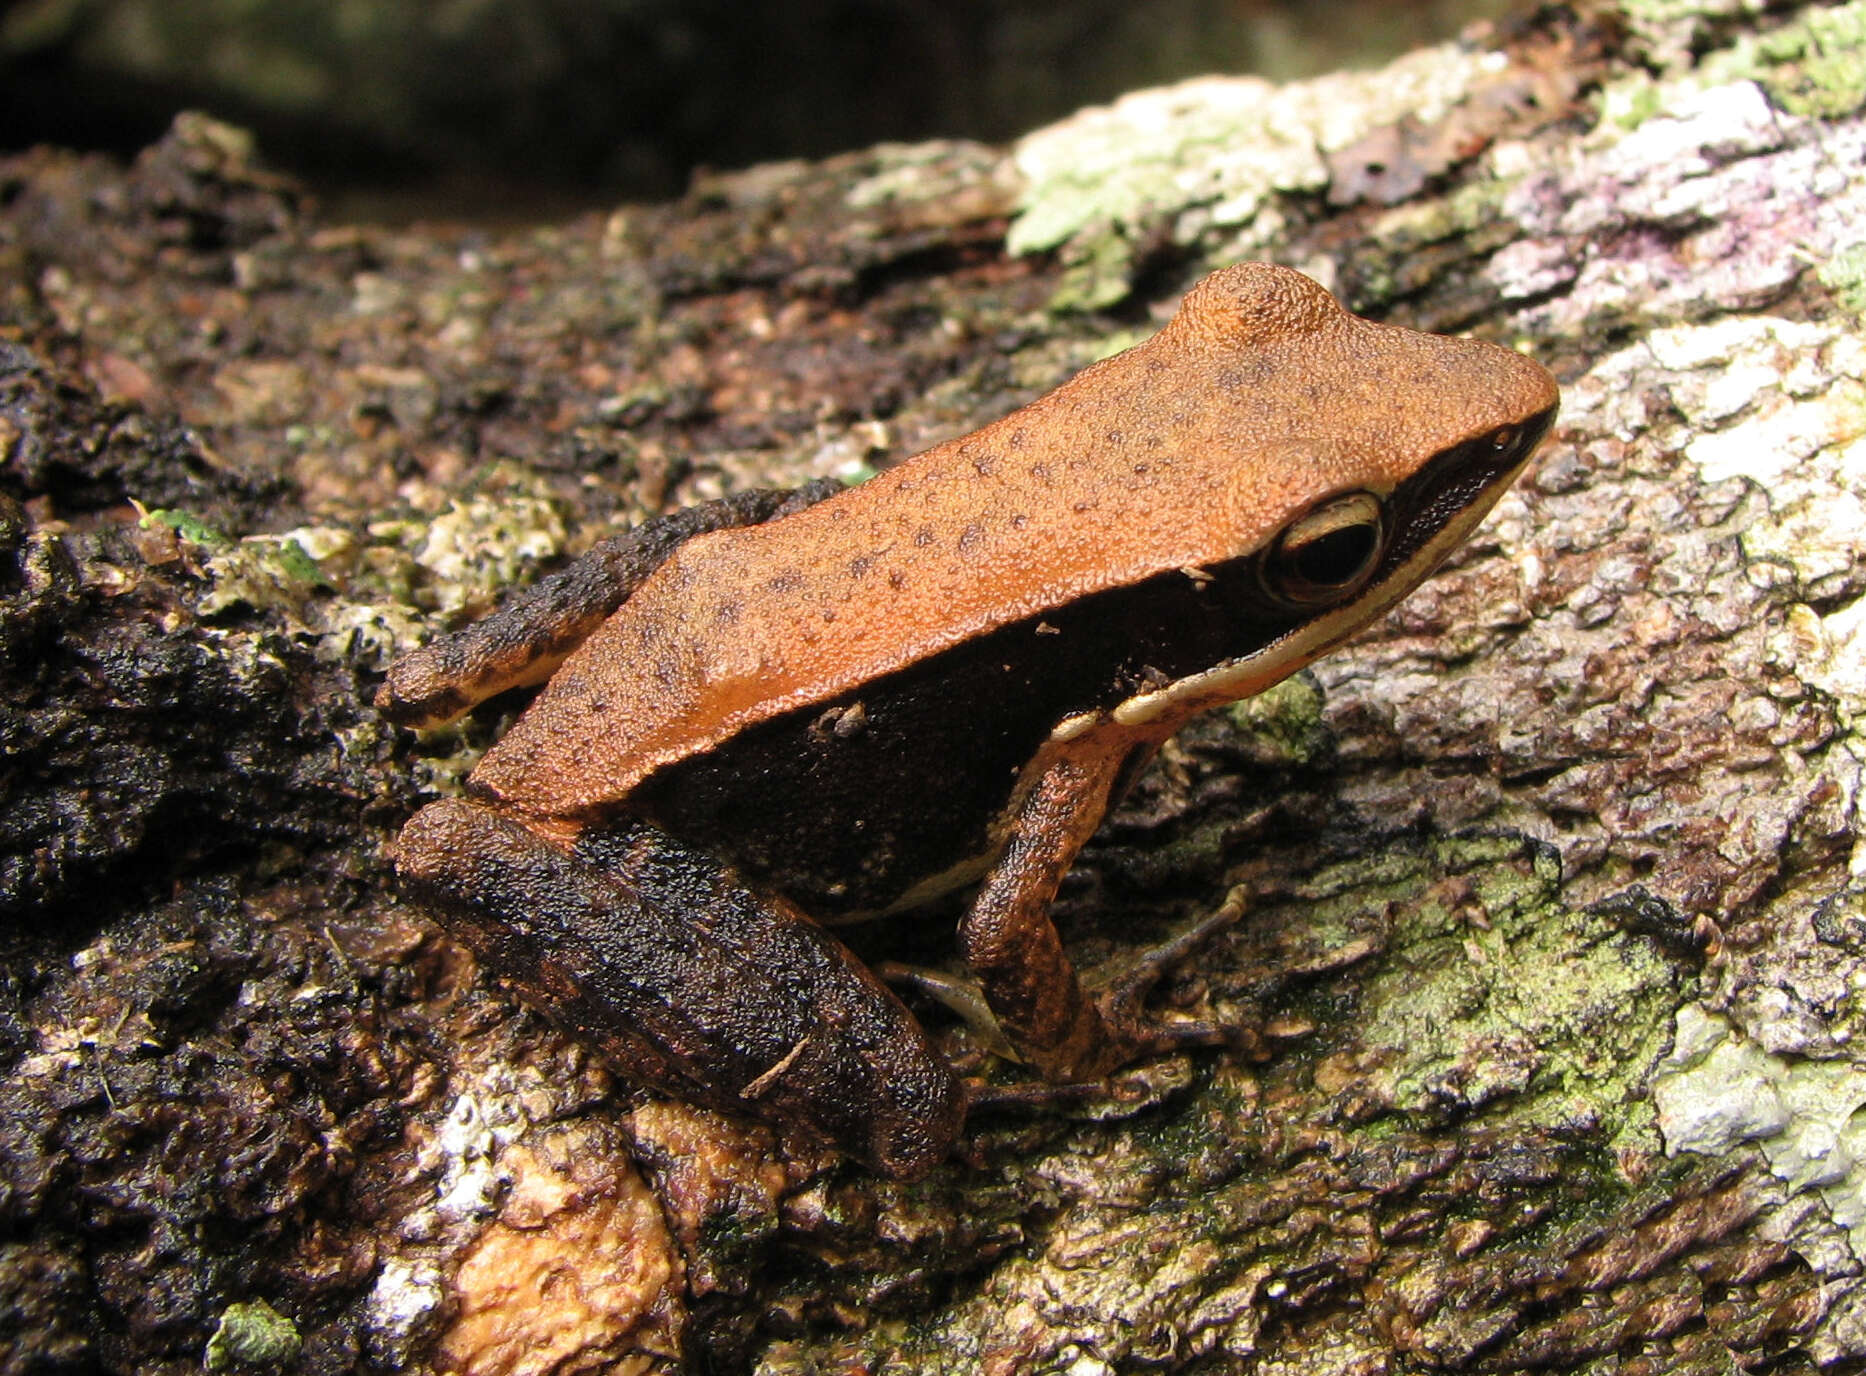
3,0 -> 1518,219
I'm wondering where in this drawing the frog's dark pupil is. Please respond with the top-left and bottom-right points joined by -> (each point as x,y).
1291,523 -> 1377,587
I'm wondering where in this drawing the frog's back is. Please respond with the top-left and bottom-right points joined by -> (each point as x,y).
465,371 -> 1217,818
467,263 -> 1558,819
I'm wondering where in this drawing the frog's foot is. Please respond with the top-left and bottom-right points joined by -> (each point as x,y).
395,796 -> 962,1179
894,886 -> 1250,1080
966,1056 -> 1193,1116
1092,885 -> 1252,1065
1099,885 -> 1250,1024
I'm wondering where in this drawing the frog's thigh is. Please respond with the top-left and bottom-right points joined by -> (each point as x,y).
377,478 -> 842,728
958,747 -> 1135,1082
396,795 -> 962,1179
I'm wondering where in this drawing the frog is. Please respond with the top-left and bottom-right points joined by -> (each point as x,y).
378,263 -> 1559,1179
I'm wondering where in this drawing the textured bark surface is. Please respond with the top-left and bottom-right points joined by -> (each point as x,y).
4,3 -> 1866,1373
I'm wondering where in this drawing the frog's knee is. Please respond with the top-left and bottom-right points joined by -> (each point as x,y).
375,648 -> 477,728
397,796 -> 492,875
865,1064 -> 967,1180
392,796 -> 556,914
376,605 -> 576,728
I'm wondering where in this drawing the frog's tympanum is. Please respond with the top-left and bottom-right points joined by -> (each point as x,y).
379,264 -> 1558,1178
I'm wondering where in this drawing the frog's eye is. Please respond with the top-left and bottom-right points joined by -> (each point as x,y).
1260,492 -> 1385,606
1488,425 -> 1519,453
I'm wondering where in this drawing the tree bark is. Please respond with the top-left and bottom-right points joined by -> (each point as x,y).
4,3 -> 1864,1372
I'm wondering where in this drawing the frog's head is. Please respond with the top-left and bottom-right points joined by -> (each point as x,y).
1111,262 -> 1558,727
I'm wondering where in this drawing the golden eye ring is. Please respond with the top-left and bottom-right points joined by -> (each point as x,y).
1260,491 -> 1385,607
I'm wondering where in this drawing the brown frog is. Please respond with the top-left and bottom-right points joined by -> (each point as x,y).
378,263 -> 1559,1179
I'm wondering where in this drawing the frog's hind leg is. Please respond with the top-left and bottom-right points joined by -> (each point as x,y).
378,479 -> 841,728
395,796 -> 964,1179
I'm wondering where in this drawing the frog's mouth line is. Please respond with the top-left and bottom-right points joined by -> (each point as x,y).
1111,403 -> 1557,729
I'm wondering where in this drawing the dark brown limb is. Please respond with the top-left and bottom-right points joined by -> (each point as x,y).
958,748 -> 1251,1080
396,795 -> 963,1179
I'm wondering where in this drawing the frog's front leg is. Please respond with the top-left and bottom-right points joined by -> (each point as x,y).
396,796 -> 964,1179
959,736 -> 1240,1082
377,479 -> 841,728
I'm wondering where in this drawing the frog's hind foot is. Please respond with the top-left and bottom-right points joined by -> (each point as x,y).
874,959 -> 1016,1062
965,1056 -> 1193,1118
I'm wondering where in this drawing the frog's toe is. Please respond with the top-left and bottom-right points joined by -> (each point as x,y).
875,960 -> 1017,1061
1090,885 -> 1251,1065
1100,885 -> 1248,1022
